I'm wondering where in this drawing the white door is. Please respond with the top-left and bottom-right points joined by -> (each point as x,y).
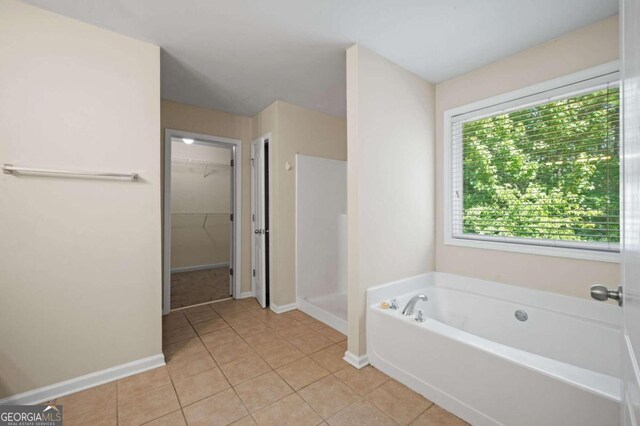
229,147 -> 235,297
252,138 -> 268,308
622,0 -> 640,423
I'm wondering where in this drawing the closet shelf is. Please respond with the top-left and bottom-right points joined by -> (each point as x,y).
172,157 -> 231,177
171,212 -> 231,228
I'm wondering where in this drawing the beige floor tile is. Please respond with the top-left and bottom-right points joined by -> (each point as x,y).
174,367 -> 231,407
251,308 -> 278,322
143,410 -> 186,426
163,337 -> 208,362
297,375 -> 358,419
334,340 -> 348,350
118,384 -> 180,426
56,382 -> 116,417
211,300 -> 246,314
230,415 -> 257,425
333,365 -> 389,395
297,317 -> 330,331
287,330 -> 333,355
276,322 -> 310,339
309,345 -> 349,373
183,305 -> 220,324
163,325 -> 198,346
366,380 -> 433,425
231,320 -> 270,338
315,326 -> 347,343
117,367 -> 172,402
56,382 -> 116,426
182,388 -> 248,426
63,407 -> 117,426
192,316 -> 230,335
283,310 -> 310,322
243,330 -> 286,351
255,341 -> 305,369
234,371 -> 293,412
167,350 -> 217,381
252,393 -> 322,426
221,310 -> 256,325
200,328 -> 240,347
409,405 -> 469,426
240,301 -> 265,315
327,400 -> 395,426
163,311 -> 190,332
208,338 -> 255,366
263,316 -> 297,332
219,352 -> 272,385
275,357 -> 329,390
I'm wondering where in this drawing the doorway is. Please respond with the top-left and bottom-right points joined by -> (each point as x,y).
163,129 -> 242,314
251,135 -> 270,308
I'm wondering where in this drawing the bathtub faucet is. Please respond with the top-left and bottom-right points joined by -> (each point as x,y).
402,294 -> 428,316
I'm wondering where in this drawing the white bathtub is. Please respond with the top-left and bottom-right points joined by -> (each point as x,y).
367,272 -> 622,426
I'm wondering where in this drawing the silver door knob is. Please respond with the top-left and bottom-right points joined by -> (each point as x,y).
254,229 -> 262,234
590,285 -> 623,306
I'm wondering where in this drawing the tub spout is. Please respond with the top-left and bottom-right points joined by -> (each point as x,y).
402,294 -> 428,316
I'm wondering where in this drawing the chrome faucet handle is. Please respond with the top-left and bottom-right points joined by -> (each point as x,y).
389,298 -> 399,310
415,310 -> 425,322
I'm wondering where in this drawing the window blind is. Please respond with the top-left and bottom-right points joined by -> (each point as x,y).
450,81 -> 620,252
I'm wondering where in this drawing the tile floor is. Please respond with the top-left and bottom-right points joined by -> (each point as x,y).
52,298 -> 469,425
171,267 -> 231,309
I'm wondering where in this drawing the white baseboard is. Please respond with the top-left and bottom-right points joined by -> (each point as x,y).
237,291 -> 255,299
270,302 -> 298,314
0,354 -> 165,405
343,351 -> 370,369
296,297 -> 347,334
171,262 -> 229,273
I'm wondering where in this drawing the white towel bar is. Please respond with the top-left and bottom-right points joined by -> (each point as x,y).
1,164 -> 138,181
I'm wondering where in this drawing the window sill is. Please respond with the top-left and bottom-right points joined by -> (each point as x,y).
444,236 -> 620,263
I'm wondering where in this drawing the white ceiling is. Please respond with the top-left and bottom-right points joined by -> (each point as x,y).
23,0 -> 618,117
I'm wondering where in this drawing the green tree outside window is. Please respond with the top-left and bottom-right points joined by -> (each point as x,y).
461,87 -> 620,245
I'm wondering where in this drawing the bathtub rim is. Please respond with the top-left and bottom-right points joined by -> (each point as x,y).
367,272 -> 621,327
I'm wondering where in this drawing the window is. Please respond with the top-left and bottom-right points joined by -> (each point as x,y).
444,64 -> 620,261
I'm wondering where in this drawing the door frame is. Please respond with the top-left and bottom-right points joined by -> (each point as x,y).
163,128 -> 242,315
251,134 -> 271,307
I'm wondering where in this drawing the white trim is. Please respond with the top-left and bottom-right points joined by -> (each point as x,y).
270,302 -> 298,314
443,61 -> 621,263
343,351 -> 369,369
296,297 -> 347,335
0,354 -> 165,405
171,262 -> 229,273
237,291 -> 255,299
163,129 -> 242,315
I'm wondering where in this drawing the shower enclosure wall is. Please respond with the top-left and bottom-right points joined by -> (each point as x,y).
296,154 -> 347,333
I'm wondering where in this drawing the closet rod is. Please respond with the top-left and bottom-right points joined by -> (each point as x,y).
2,164 -> 138,181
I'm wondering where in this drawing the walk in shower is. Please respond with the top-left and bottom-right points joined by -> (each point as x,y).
296,154 -> 347,333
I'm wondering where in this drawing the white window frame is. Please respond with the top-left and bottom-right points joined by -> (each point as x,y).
443,61 -> 620,263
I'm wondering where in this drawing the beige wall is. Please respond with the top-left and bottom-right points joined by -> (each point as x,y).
252,101 -> 347,307
161,100 -> 253,293
170,143 -> 231,269
0,0 -> 161,398
435,16 -> 620,298
346,45 -> 436,356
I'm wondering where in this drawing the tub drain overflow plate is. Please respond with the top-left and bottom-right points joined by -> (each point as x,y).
515,310 -> 528,322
